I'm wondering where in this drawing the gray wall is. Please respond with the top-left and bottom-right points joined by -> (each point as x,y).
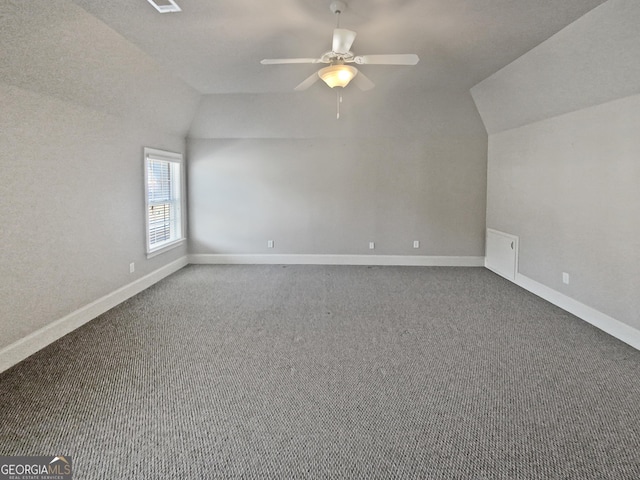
188,88 -> 488,256
0,1 -> 200,349
472,0 -> 640,330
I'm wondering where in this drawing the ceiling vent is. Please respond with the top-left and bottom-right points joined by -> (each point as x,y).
146,0 -> 181,13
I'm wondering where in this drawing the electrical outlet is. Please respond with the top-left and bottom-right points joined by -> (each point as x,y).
267,240 -> 274,248
562,272 -> 570,284
369,242 -> 375,250
129,262 -> 135,274
413,240 -> 420,249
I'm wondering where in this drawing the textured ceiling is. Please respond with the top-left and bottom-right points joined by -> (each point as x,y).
69,0 -> 608,95
0,0 -> 201,134
472,0 -> 640,134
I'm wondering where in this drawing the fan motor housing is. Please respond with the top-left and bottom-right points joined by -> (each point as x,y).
330,1 -> 347,15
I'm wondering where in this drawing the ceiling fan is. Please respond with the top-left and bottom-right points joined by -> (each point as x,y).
260,1 -> 419,93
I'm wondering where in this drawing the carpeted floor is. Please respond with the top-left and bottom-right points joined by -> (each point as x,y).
1,265 -> 639,479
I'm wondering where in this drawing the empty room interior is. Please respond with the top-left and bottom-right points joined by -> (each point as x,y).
1,0 -> 639,478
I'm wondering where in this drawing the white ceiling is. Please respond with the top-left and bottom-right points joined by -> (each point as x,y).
70,0 -> 608,95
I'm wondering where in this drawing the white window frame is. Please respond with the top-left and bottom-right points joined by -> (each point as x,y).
144,147 -> 185,257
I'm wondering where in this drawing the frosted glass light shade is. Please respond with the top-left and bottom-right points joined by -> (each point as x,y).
318,64 -> 358,88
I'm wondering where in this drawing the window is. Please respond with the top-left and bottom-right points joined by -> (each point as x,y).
144,147 -> 184,256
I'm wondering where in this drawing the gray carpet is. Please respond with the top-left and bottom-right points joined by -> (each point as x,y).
1,265 -> 639,479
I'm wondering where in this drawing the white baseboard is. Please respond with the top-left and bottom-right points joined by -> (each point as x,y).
0,256 -> 188,374
514,273 -> 640,351
188,254 -> 485,267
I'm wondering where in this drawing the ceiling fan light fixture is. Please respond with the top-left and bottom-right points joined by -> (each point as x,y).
318,64 -> 358,88
146,0 -> 181,13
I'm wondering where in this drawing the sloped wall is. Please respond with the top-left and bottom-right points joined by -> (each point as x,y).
471,0 -> 640,135
0,0 -> 200,351
471,0 -> 640,331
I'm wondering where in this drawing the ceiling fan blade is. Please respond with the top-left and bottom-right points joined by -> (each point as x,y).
332,28 -> 357,54
352,71 -> 375,91
294,72 -> 320,91
261,58 -> 321,65
354,54 -> 419,65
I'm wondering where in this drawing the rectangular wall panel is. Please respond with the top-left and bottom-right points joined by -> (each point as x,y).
485,228 -> 518,281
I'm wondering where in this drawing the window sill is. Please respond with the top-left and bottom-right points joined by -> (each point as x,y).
146,238 -> 186,259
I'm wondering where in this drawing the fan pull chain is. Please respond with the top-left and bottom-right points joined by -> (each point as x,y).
336,91 -> 343,119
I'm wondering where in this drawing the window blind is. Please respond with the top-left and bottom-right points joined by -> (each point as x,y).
144,148 -> 183,255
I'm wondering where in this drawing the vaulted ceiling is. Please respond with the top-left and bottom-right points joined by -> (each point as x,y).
69,0 -> 607,95
0,0 -> 613,138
